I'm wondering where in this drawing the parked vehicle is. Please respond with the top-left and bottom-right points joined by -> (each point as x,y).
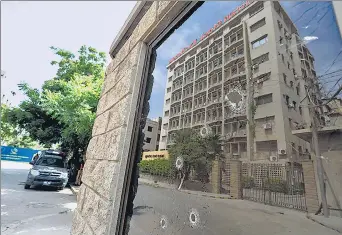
25,150 -> 68,190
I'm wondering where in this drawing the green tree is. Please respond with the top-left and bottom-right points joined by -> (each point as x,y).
42,74 -> 103,152
168,129 -> 223,190
7,45 -> 106,156
1,103 -> 37,148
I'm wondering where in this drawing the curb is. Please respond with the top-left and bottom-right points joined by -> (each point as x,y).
139,179 -> 233,200
306,214 -> 342,234
181,190 -> 233,200
69,185 -> 80,197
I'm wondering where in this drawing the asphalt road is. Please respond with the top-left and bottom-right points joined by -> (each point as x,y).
129,183 -> 340,235
1,161 -> 76,235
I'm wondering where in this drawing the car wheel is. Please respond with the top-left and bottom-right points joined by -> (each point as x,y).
24,184 -> 31,189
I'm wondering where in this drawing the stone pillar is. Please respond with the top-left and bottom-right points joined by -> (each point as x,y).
229,160 -> 242,199
302,160 -> 320,213
211,159 -> 221,194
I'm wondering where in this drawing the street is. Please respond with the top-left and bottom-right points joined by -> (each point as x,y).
1,161 -> 76,235
129,183 -> 340,235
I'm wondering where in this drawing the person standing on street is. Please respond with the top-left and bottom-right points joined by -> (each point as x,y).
75,159 -> 84,186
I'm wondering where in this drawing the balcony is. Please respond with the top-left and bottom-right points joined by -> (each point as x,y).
224,110 -> 246,119
207,96 -> 222,105
192,119 -> 205,126
193,102 -> 206,111
225,51 -> 244,65
207,115 -> 223,123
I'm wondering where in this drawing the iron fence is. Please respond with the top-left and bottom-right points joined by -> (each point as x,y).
241,162 -> 307,211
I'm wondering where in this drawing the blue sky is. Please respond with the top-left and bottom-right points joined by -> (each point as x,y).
1,2 -> 340,118
1,1 -> 135,106
148,1 -> 342,119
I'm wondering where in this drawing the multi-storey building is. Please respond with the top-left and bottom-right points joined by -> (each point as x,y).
159,1 -> 317,163
143,117 -> 162,151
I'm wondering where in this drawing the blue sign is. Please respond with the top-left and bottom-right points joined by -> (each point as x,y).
1,146 -> 39,162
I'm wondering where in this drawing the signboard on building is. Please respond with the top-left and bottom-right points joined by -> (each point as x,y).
1,146 -> 39,162
142,150 -> 169,161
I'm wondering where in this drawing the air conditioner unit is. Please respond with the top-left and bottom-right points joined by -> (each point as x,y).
263,123 -> 272,129
252,64 -> 259,70
270,156 -> 278,162
278,149 -> 286,155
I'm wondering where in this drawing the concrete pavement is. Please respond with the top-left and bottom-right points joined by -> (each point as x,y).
1,161 -> 76,235
129,183 -> 341,235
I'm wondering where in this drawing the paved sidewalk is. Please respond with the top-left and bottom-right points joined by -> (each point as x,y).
138,177 -> 233,199
307,214 -> 342,234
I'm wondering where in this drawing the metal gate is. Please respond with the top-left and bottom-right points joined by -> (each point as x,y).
241,162 -> 307,211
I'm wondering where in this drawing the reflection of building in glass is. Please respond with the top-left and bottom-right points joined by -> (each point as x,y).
143,117 -> 162,151
159,1 -> 319,163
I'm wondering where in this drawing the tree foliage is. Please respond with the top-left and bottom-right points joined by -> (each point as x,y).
6,45 -> 106,155
168,129 -> 223,189
1,103 -> 37,148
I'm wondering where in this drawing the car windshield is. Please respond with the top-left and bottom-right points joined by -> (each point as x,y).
36,156 -> 65,168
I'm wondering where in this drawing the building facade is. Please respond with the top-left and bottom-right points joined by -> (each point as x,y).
143,117 -> 162,151
159,1 -> 317,163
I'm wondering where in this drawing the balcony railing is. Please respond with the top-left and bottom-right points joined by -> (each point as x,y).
207,96 -> 222,105
207,116 -> 223,122
225,110 -> 246,119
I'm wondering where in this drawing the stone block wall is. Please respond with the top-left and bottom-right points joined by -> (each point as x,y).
211,160 -> 221,194
229,160 -> 242,199
71,2 -> 192,235
302,160 -> 320,213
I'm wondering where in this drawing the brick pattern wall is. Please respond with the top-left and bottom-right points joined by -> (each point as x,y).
71,2 -> 192,234
302,160 -> 319,213
211,160 -> 221,194
229,160 -> 242,199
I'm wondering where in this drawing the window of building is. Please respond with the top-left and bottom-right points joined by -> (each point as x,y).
168,76 -> 172,82
252,53 -> 269,67
292,101 -> 297,110
283,73 -> 287,85
282,54 -> 285,63
279,36 -> 283,45
277,20 -> 283,30
290,80 -> 294,88
250,18 -> 266,32
290,52 -> 293,60
166,98 -> 170,104
296,86 -> 300,95
251,35 -> 268,49
284,94 -> 290,105
147,126 -> 153,132
291,142 -> 296,154
249,2 -> 264,17
165,110 -> 169,116
289,118 -> 292,129
161,136 -> 166,142
287,62 -> 290,69
256,140 -> 277,152
293,69 -> 296,76
298,146 -> 303,155
255,93 -> 273,105
146,137 -> 151,143
299,106 -> 303,115
157,134 -> 160,141
167,87 -> 171,93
